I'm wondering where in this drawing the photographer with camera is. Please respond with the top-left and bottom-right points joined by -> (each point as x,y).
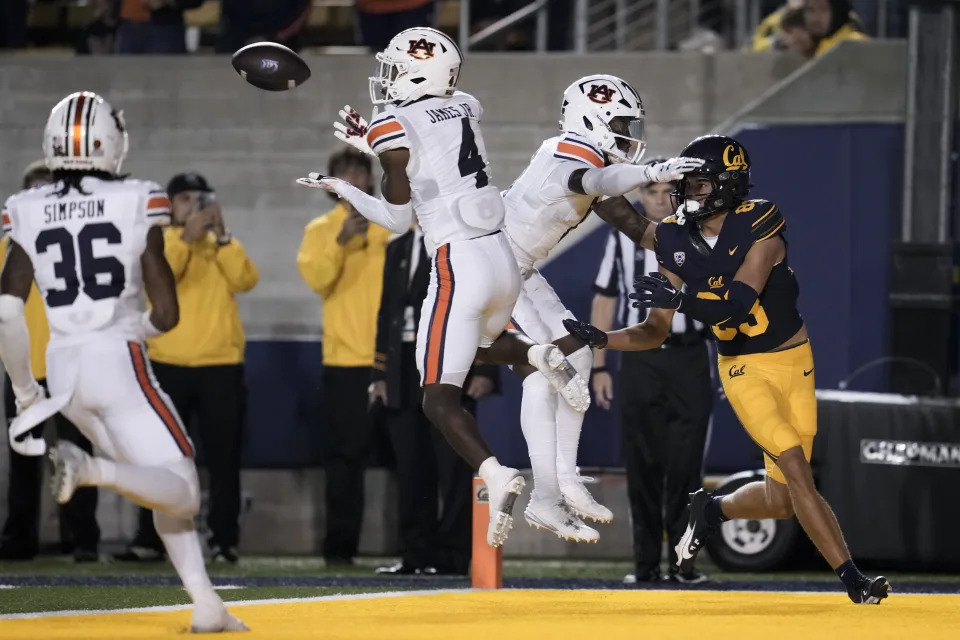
116,172 -> 259,564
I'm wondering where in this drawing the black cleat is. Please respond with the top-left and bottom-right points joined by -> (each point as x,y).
849,576 -> 890,604
674,489 -> 716,575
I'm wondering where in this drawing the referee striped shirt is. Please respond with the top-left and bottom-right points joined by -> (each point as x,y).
593,227 -> 706,339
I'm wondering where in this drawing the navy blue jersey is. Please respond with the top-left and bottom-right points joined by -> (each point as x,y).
654,199 -> 804,356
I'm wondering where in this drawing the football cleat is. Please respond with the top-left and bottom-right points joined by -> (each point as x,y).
674,489 -> 716,574
528,344 -> 590,413
49,441 -> 90,505
485,467 -> 525,547
524,497 -> 599,543
560,470 -> 613,523
848,576 -> 891,605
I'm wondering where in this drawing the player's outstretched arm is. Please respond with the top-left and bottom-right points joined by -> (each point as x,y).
141,226 -> 179,334
591,196 -> 655,249
0,241 -> 44,404
295,149 -> 414,234
569,157 -> 704,199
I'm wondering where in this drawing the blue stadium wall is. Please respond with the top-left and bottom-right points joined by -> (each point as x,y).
239,122 -> 904,472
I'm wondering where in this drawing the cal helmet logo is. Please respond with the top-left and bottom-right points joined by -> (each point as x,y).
723,144 -> 748,171
708,276 -> 724,289
674,251 -> 686,267
407,38 -> 437,60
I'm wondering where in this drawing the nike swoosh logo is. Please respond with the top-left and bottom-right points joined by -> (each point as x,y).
804,369 -> 814,376
728,246 -> 738,255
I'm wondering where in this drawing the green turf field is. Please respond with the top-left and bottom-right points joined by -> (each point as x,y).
0,556 -> 956,616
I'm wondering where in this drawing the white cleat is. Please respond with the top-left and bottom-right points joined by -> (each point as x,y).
560,470 -> 613,523
524,497 -> 600,543
528,344 -> 590,413
190,601 -> 249,633
485,467 -> 525,548
49,441 -> 89,505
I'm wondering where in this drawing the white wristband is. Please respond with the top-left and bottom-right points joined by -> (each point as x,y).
141,310 -> 164,338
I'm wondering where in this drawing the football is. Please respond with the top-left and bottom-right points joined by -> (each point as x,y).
231,42 -> 311,92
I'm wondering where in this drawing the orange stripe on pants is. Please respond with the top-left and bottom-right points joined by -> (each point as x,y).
127,342 -> 193,457
424,245 -> 454,384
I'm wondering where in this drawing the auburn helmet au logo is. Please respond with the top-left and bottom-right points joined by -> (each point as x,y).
586,84 -> 616,104
407,38 -> 437,60
722,144 -> 748,171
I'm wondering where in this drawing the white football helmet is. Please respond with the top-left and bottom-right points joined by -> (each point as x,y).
559,75 -> 646,165
369,27 -> 463,105
42,91 -> 129,174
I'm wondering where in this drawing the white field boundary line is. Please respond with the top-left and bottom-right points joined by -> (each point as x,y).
0,586 -> 955,621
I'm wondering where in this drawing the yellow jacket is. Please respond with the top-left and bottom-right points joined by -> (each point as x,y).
815,23 -> 868,57
0,236 -> 49,379
297,203 -> 391,367
147,227 -> 259,367
751,7 -> 786,52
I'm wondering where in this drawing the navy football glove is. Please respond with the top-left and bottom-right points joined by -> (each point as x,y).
629,272 -> 683,310
562,318 -> 608,349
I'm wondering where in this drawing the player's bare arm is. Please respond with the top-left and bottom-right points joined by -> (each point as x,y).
141,226 -> 180,332
0,239 -> 33,300
564,266 -> 680,351
590,195 -> 655,249
379,148 -> 412,204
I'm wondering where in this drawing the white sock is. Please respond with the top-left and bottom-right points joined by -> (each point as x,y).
88,458 -> 194,512
478,456 -> 504,488
154,510 -> 220,607
520,373 -> 560,501
556,345 -> 592,483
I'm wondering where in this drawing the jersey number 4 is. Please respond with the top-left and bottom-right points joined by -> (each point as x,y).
458,119 -> 488,189
35,222 -> 126,308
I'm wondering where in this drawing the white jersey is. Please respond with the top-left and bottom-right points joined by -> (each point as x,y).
2,176 -> 170,347
366,91 -> 505,255
502,132 -> 604,269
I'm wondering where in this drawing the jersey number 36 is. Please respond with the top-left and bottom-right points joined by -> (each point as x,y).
36,222 -> 126,307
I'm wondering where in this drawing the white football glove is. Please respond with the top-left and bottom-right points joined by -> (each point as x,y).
295,172 -> 345,193
645,156 -> 705,183
333,104 -> 375,157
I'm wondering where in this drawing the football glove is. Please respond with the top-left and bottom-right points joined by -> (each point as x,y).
629,272 -> 683,310
562,318 -> 608,349
645,156 -> 705,183
333,104 -> 375,157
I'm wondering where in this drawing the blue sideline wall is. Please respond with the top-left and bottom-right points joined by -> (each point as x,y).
241,123 -> 904,473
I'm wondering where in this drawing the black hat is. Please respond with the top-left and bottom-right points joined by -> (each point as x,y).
167,172 -> 212,197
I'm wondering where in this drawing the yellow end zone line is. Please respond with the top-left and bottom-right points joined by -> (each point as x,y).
1,587 -> 954,621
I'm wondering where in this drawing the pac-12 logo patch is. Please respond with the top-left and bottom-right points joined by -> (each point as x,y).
674,251 -> 686,267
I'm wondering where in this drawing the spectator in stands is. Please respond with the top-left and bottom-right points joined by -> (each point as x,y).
0,162 -> 100,563
778,8 -> 816,58
354,0 -> 436,51
590,159 -> 714,584
751,0 -> 805,52
371,224 -> 499,576
804,0 -> 868,56
77,0 -> 119,55
216,0 -> 312,54
118,172 -> 258,564
297,148 -> 392,566
115,0 -> 204,54
0,0 -> 28,49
